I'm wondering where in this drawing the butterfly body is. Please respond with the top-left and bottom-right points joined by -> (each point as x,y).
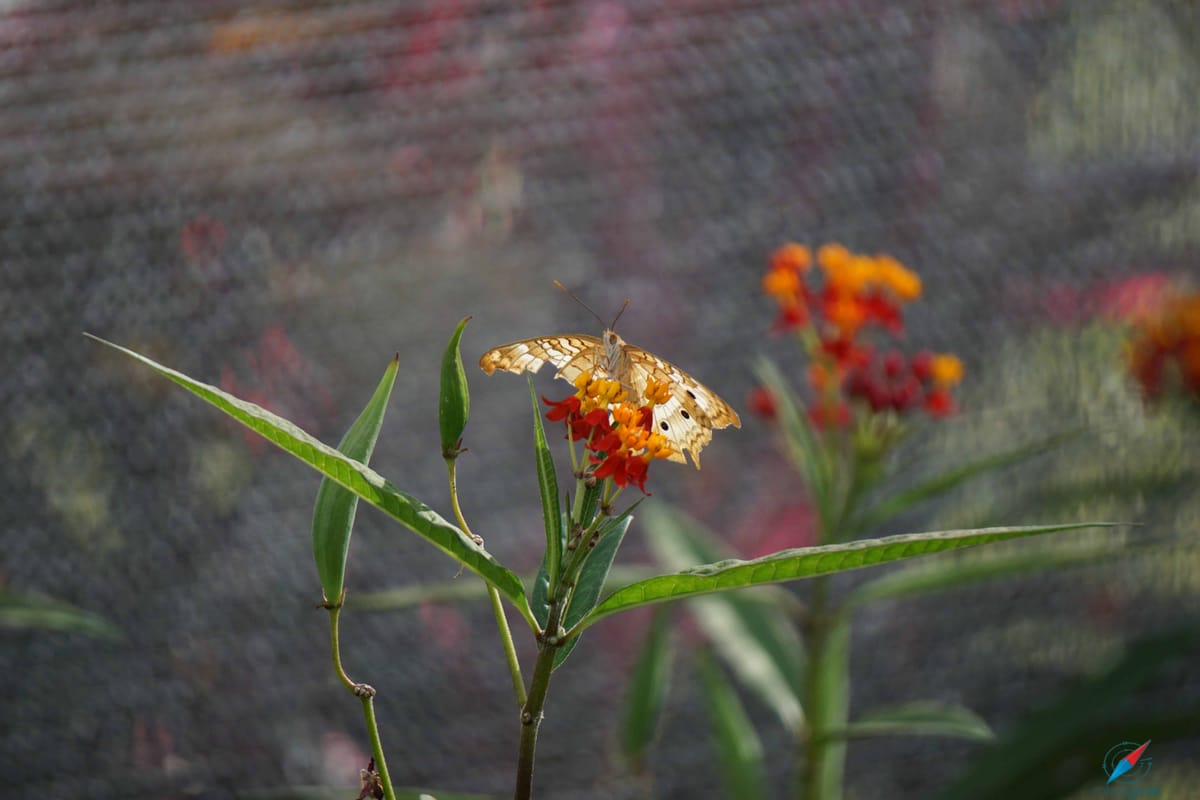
480,330 -> 740,468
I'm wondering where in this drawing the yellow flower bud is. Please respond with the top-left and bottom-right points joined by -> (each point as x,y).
931,354 -> 964,387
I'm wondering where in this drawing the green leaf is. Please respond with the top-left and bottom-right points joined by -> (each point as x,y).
620,607 -> 675,771
846,431 -> 1077,537
311,355 -> 399,604
564,508 -> 638,632
0,591 -> 122,640
530,554 -> 552,630
841,544 -> 1121,616
87,335 -> 533,629
438,317 -> 472,458
934,622 -> 1200,800
576,523 -> 1118,633
529,377 -> 562,608
697,650 -> 769,800
348,565 -> 662,613
578,479 -> 603,531
835,702 -> 994,742
754,357 -> 835,523
643,504 -> 805,732
554,507 -> 637,668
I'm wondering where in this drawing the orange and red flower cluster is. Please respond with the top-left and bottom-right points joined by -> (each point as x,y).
758,242 -> 962,426
843,348 -> 963,418
1126,287 -> 1200,402
763,242 -> 921,343
543,372 -> 675,493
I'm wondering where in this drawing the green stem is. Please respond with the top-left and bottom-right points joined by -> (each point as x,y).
798,448 -> 859,798
828,452 -> 867,545
798,577 -> 849,800
446,457 -> 525,706
570,477 -> 587,527
555,499 -> 610,626
800,577 -> 828,800
567,428 -> 580,475
328,601 -> 355,692
490,580 -> 528,707
360,693 -> 396,800
446,458 -> 484,546
513,471 -> 608,799
515,607 -> 562,800
328,606 -> 397,800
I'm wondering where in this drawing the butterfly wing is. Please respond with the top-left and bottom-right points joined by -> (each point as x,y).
479,335 -> 606,384
481,332 -> 740,469
623,345 -> 741,469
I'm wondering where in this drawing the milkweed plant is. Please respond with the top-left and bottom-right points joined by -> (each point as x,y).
88,243 -> 1121,800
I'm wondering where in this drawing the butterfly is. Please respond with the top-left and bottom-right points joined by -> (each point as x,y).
479,329 -> 741,468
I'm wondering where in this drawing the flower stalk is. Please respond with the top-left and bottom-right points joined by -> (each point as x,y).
514,603 -> 563,800
799,577 -> 850,800
327,603 -> 397,800
513,484 -> 604,799
446,457 -> 526,707
758,243 -> 966,799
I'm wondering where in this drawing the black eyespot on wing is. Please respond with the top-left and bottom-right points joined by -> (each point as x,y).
686,390 -> 697,399
660,421 -> 669,431
681,410 -> 691,419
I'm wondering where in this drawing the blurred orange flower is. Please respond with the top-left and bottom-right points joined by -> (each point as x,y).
760,242 -> 961,426
1126,287 -> 1200,401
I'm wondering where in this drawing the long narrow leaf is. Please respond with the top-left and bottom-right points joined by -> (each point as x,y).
698,650 -> 769,800
88,335 -> 533,628
847,432 -> 1077,537
311,355 -> 399,603
349,565 -> 662,612
564,507 -> 640,631
530,554 -> 552,630
834,702 -> 993,742
755,357 -> 834,516
644,504 -> 805,732
0,591 -> 122,640
576,523 -> 1118,633
555,508 -> 637,668
620,607 -> 675,771
529,377 -> 562,607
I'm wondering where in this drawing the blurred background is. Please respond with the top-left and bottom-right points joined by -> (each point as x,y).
3,0 -> 1199,797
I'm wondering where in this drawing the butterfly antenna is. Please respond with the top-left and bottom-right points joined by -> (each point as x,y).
553,280 -> 608,328
609,297 -> 631,330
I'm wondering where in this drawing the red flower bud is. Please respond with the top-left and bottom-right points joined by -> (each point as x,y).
843,367 -> 871,399
924,388 -> 956,417
882,349 -> 905,379
910,350 -> 934,382
889,376 -> 922,412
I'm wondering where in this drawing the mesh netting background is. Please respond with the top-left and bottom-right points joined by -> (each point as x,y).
4,1 -> 1199,798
